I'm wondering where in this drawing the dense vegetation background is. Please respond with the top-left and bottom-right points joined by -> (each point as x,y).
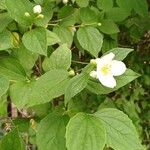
0,0 -> 149,150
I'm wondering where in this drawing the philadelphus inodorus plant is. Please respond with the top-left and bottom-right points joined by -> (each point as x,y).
33,5 -> 42,14
90,52 -> 126,88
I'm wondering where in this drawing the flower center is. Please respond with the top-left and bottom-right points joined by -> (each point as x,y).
100,64 -> 111,75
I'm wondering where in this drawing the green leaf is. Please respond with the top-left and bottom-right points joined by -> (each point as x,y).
47,30 -> 61,46
43,44 -> 71,71
86,69 -> 140,95
0,12 -> 12,32
116,0 -> 148,16
66,113 -> 106,150
68,94 -> 87,113
34,0 -> 43,4
65,73 -> 89,104
99,20 -> 119,34
0,0 -> 6,10
82,63 -> 95,74
77,27 -> 103,57
116,0 -> 134,12
0,95 -> 7,116
53,26 -> 73,48
10,81 -> 35,109
0,128 -> 25,150
97,0 -> 113,11
0,58 -> 26,81
10,70 -> 70,108
80,7 -> 98,24
30,70 -> 70,106
13,119 -> 30,133
0,30 -> 13,51
5,0 -> 33,26
22,27 -> 47,56
94,108 -> 143,150
75,0 -> 89,7
37,113 -> 69,150
105,47 -> 133,60
102,37 -> 117,53
27,102 -> 52,118
133,0 -> 148,17
105,8 -> 130,22
13,44 -> 38,74
0,76 -> 9,97
58,6 -> 77,26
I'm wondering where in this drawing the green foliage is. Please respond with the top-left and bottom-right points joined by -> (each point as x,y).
77,26 -> 103,57
95,108 -> 143,150
0,58 -> 26,81
97,0 -> 113,11
0,0 -> 149,149
0,76 -> 9,97
0,30 -> 13,50
43,44 -> 71,71
37,113 -> 69,150
66,113 -> 106,150
0,128 -> 25,150
5,0 -> 33,26
75,0 -> 89,7
65,73 -> 89,104
99,19 -> 119,34
22,27 -> 47,56
53,26 -> 73,48
10,69 -> 70,108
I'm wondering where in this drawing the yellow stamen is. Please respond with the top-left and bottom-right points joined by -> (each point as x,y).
100,64 -> 111,75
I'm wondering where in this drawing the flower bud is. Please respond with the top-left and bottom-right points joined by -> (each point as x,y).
63,0 -> 68,4
30,119 -> 36,130
36,14 -> 44,19
12,32 -> 20,47
90,71 -> 97,79
24,12 -> 30,17
97,23 -> 102,26
90,59 -> 97,65
33,5 -> 42,14
70,26 -> 76,32
36,77 -> 39,81
69,69 -> 75,76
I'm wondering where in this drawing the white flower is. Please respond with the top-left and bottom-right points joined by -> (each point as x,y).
90,52 -> 126,88
63,0 -> 68,4
33,5 -> 42,14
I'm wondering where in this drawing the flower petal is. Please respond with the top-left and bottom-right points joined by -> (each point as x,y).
101,52 -> 115,62
111,60 -> 126,76
96,52 -> 115,68
97,73 -> 116,88
90,71 -> 97,79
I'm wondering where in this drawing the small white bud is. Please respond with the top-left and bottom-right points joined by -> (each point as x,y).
90,59 -> 97,65
33,5 -> 42,14
68,69 -> 75,76
24,12 -> 30,17
90,71 -> 97,79
63,0 -> 68,4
